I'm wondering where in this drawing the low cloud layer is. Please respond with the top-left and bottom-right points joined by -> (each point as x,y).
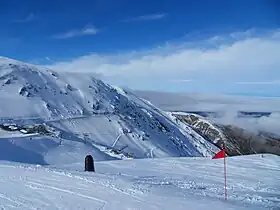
46,29 -> 280,95
133,90 -> 280,136
213,111 -> 280,137
133,90 -> 280,112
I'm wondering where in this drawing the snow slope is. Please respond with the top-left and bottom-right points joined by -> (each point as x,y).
0,154 -> 279,209
0,57 -> 219,164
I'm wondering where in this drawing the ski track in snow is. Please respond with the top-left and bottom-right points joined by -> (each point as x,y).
0,154 -> 279,209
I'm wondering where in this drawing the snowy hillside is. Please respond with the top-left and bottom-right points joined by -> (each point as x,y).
0,154 -> 279,209
0,57 -> 219,165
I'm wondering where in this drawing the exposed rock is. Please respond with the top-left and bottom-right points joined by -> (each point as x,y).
173,112 -> 280,156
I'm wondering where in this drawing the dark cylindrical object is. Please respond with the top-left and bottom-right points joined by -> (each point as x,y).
85,154 -> 95,172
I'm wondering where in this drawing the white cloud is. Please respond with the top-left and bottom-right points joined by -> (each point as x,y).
122,13 -> 167,22
45,57 -> 52,61
46,29 -> 280,94
212,111 -> 280,137
53,24 -> 99,39
169,79 -> 193,83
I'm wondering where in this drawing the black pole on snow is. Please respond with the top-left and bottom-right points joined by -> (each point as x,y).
85,154 -> 95,172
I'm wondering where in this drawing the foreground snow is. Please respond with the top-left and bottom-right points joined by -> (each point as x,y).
0,154 -> 279,210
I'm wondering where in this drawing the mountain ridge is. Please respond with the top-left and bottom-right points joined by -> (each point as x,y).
0,57 -> 219,165
171,112 -> 280,156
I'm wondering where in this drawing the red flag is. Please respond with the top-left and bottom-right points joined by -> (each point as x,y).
212,149 -> 226,159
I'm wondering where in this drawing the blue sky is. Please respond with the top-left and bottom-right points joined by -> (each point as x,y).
1,0 -> 280,96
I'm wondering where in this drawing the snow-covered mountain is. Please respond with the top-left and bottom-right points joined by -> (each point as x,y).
0,57 -> 219,165
171,112 -> 280,156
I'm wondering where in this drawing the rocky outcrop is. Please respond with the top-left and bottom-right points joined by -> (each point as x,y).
173,112 -> 280,156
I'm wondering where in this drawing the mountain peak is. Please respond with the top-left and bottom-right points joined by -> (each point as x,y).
0,59 -> 219,164
0,56 -> 23,64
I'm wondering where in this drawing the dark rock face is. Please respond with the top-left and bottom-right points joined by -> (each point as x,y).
173,113 -> 280,156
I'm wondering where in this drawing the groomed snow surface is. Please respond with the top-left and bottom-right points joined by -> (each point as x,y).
0,154 -> 279,210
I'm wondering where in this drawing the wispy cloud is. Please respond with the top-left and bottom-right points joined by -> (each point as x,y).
45,57 -> 52,61
13,13 -> 35,23
53,24 -> 99,39
236,80 -> 280,85
46,28 -> 280,95
169,79 -> 193,83
122,13 -> 167,22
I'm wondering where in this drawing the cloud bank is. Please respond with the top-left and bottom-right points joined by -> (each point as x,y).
132,90 -> 280,136
46,29 -> 280,95
133,90 -> 280,112
213,111 -> 280,137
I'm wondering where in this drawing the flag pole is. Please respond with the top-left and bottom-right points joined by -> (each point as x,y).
212,143 -> 228,201
223,143 -> 227,201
